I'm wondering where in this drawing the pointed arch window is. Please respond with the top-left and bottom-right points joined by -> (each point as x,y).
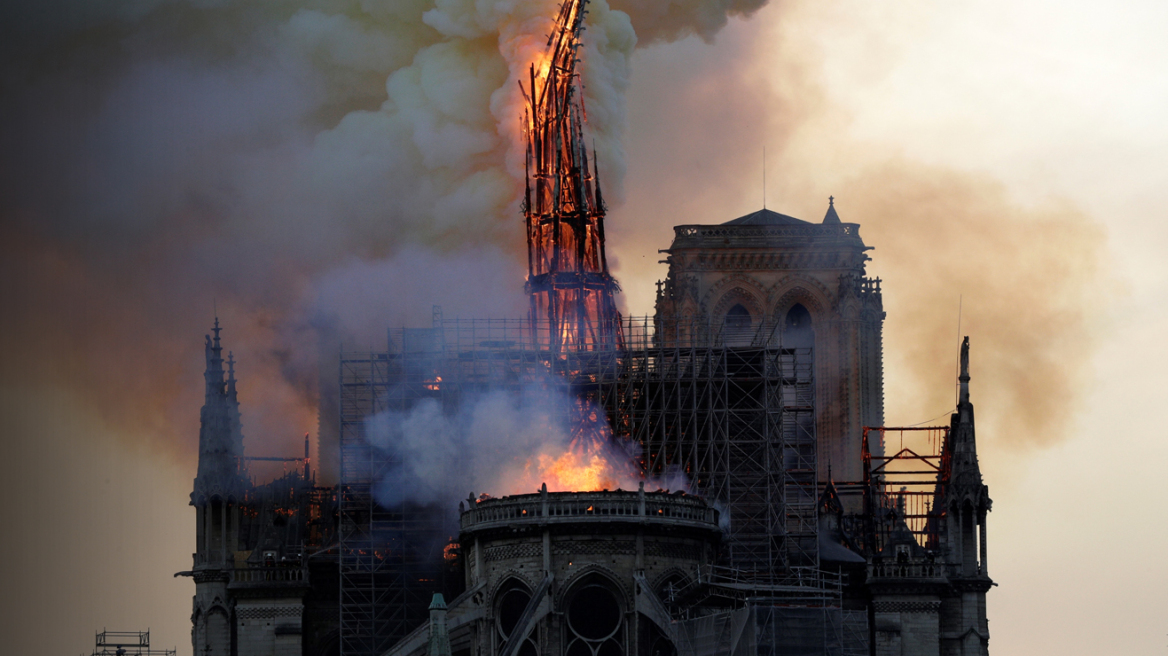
723,303 -> 752,346
783,304 -> 814,348
496,580 -> 538,656
565,580 -> 624,656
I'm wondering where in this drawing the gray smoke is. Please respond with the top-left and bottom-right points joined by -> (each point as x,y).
364,382 -> 688,508
0,0 -> 768,469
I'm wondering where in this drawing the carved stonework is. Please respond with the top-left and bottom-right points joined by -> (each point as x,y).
872,601 -> 942,614
552,541 -> 636,556
485,543 -> 543,561
709,286 -> 765,322
772,284 -> 830,322
236,605 -> 303,620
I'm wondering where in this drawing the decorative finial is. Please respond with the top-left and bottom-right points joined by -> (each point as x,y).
823,196 -> 841,224
226,351 -> 238,401
959,336 -> 970,405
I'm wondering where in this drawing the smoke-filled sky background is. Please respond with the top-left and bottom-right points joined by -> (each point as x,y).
1,0 -> 1165,654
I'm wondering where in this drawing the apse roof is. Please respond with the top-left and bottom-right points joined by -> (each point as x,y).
722,208 -> 810,226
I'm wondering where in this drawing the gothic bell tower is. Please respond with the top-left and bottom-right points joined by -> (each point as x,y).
654,199 -> 885,482
190,318 -> 247,656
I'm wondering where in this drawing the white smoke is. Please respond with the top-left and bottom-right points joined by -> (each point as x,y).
364,382 -> 687,508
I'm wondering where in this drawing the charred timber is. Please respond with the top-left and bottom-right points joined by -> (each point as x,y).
521,0 -> 622,355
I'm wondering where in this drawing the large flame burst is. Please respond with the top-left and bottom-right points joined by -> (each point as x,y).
517,433 -> 640,493
521,0 -> 623,355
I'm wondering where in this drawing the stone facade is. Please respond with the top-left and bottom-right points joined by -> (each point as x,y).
235,601 -> 306,656
178,202 -> 994,656
654,203 -> 885,482
181,320 -> 338,656
385,487 -> 722,656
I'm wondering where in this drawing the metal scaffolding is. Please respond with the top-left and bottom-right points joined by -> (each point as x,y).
339,351 -> 450,656
338,316 -> 829,655
612,321 -> 819,580
87,630 -> 175,656
861,426 -> 951,554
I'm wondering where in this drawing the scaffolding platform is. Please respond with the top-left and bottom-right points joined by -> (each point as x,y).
87,630 -> 175,656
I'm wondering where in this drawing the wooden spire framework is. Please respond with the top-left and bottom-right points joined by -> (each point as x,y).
521,0 -> 622,354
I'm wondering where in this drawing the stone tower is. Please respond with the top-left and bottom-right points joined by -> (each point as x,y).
866,338 -> 993,656
190,318 -> 248,656
654,200 -> 885,481
939,337 -> 993,655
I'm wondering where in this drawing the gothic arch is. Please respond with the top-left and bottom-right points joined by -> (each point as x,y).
201,605 -> 231,654
649,568 -> 693,602
702,274 -> 768,315
559,568 -> 629,656
769,276 -> 832,324
709,287 -> 765,325
490,574 -> 533,601
487,570 -> 538,605
493,575 -> 537,648
555,563 -> 631,609
676,299 -> 700,319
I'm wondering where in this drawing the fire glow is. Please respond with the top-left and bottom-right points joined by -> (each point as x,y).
521,0 -> 623,355
521,438 -> 628,492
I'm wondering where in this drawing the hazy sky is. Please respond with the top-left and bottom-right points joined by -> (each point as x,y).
2,1 -> 1166,654
613,2 -> 1168,654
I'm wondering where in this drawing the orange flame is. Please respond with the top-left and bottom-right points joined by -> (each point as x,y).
528,449 -> 616,491
443,541 -> 459,563
513,433 -> 636,493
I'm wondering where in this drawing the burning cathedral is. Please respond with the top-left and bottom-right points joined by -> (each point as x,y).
179,2 -> 994,656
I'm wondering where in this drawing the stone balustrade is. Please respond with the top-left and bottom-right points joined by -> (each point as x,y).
460,489 -> 718,533
670,223 -> 862,248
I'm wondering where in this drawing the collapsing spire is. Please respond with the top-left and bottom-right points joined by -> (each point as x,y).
521,0 -> 622,354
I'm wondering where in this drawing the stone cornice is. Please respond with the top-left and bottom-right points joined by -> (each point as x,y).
668,223 -> 868,251
670,250 -> 865,273
872,600 -> 942,614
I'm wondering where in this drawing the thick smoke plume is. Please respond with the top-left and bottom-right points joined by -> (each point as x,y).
365,382 -> 687,509
0,6 -> 768,650
842,161 -> 1105,449
611,7 -> 1108,453
0,0 -> 763,471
